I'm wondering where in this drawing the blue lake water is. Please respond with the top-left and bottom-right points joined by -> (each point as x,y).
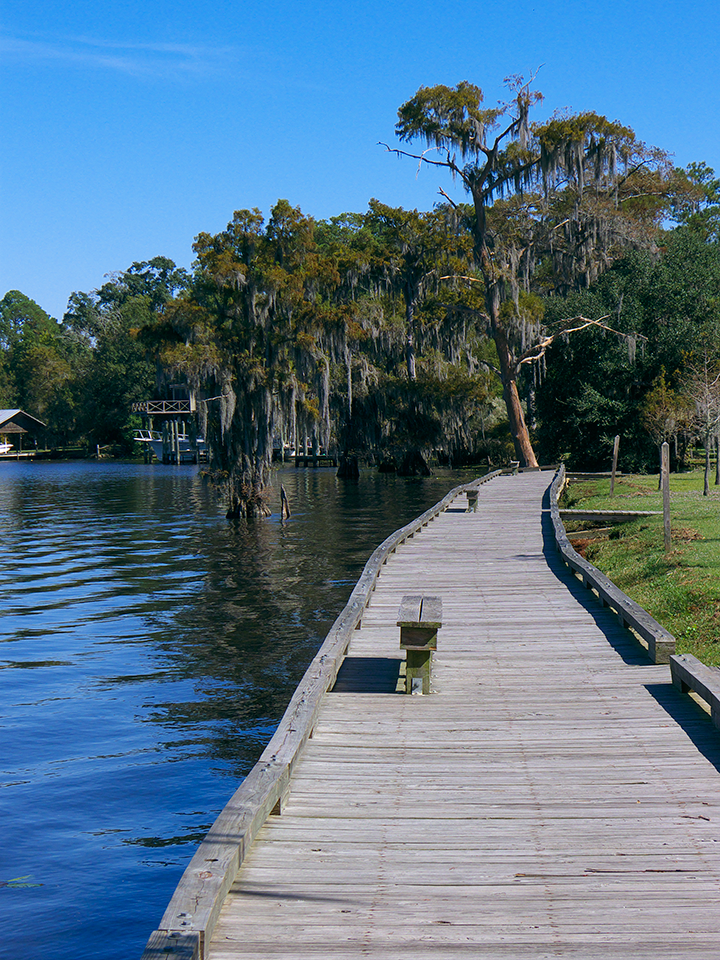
0,460 -> 468,959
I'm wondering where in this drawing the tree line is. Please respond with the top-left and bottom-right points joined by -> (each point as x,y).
2,77 -> 719,514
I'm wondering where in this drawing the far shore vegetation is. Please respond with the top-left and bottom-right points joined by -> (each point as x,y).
2,74 -> 720,518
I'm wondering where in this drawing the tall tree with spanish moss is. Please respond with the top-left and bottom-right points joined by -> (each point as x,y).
150,201 -> 347,517
389,76 -> 673,465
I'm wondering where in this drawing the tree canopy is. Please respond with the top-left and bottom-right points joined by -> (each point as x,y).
3,77 -> 720,510
389,77 -> 676,465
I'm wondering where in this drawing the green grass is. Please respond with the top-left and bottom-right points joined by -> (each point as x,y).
561,469 -> 720,666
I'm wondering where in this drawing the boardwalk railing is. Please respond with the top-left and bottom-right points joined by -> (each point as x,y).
142,470 -> 502,960
549,464 -> 675,664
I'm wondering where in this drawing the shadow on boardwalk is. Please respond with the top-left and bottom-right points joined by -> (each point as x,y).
541,487 -> 720,775
646,682 -> 720,775
332,656 -> 401,693
540,489 -> 648,666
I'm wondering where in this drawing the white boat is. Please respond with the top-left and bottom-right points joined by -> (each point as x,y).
133,428 -> 205,463
0,441 -> 13,454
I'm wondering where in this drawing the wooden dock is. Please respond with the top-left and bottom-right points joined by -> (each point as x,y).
144,470 -> 720,959
0,450 -> 35,460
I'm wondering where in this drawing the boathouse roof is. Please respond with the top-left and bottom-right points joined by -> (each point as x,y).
0,409 -> 47,433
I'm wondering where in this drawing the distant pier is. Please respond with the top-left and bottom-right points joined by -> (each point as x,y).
0,449 -> 35,460
292,453 -> 337,467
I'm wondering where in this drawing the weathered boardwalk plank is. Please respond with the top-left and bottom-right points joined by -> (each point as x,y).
199,472 -> 720,958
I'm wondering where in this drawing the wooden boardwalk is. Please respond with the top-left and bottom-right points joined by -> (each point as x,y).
165,472 -> 720,959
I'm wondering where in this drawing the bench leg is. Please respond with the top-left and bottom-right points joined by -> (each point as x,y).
406,650 -> 432,694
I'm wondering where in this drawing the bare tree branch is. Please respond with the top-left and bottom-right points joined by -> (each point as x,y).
378,141 -> 459,175
517,315 -> 648,369
440,274 -> 482,283
477,358 -> 501,379
546,315 -> 648,341
437,187 -> 460,209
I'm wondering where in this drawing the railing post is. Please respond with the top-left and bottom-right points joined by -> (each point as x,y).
610,435 -> 620,496
662,441 -> 671,553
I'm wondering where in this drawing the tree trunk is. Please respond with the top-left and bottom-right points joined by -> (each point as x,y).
337,455 -> 359,479
206,398 -> 273,519
704,436 -> 710,496
398,449 -> 431,476
493,322 -> 538,468
405,295 -> 417,382
477,228 -> 538,469
224,481 -> 271,518
346,347 -> 353,416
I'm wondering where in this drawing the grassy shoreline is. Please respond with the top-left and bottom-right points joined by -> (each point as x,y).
561,469 -> 720,667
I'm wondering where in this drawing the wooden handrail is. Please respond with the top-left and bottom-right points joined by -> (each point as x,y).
141,469 -> 502,959
549,465 -> 675,664
560,509 -> 661,521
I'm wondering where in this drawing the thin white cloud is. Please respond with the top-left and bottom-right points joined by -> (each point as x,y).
0,32 -> 241,80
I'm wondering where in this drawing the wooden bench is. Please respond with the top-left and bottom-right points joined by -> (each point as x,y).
466,488 -> 479,512
398,595 -> 442,695
670,654 -> 720,731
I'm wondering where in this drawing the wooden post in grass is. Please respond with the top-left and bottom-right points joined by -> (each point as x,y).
662,441 -> 671,553
610,435 -> 620,496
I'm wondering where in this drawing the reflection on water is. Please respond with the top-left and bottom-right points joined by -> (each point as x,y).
0,460 -> 469,959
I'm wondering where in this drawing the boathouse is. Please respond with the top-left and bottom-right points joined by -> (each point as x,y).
0,409 -> 46,456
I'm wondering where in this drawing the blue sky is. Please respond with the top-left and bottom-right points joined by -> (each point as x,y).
2,0 -> 719,320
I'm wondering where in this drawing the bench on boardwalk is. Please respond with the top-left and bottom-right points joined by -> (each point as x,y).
671,653 -> 720,730
398,595 -> 442,694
